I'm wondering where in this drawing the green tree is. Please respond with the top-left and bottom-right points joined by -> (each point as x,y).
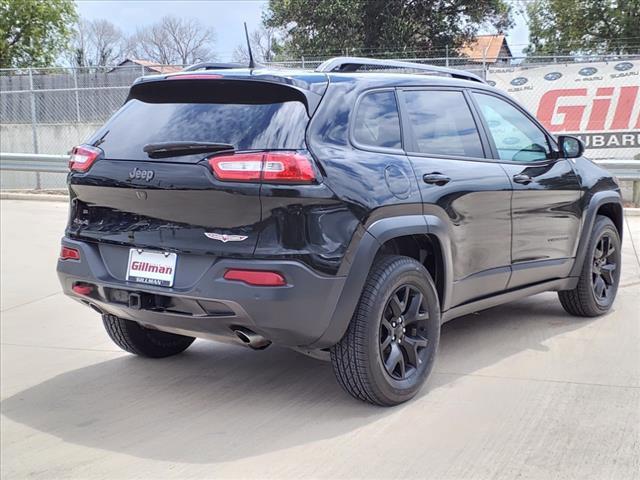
526,0 -> 640,55
0,0 -> 77,68
264,0 -> 512,58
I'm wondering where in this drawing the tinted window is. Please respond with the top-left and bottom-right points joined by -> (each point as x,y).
352,91 -> 402,149
403,90 -> 484,158
473,93 -> 552,162
89,99 -> 308,160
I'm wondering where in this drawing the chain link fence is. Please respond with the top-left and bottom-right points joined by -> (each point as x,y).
1,55 -> 639,191
0,64 -> 175,189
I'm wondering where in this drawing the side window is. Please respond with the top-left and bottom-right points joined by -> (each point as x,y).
402,90 -> 484,158
352,90 -> 402,149
473,93 -> 552,162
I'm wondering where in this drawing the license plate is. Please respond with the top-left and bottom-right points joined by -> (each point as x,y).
126,249 -> 177,287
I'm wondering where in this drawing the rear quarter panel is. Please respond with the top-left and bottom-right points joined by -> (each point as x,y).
306,80 -> 424,267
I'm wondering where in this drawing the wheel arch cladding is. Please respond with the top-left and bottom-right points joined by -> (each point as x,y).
570,191 -> 623,278
377,234 -> 446,309
308,215 -> 452,349
596,202 -> 623,239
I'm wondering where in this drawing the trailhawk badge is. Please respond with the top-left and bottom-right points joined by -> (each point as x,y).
205,232 -> 248,243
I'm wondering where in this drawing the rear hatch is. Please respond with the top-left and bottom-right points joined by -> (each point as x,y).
67,75 -> 322,268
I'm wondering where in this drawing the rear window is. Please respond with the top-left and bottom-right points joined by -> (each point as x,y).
89,98 -> 309,160
352,90 -> 402,150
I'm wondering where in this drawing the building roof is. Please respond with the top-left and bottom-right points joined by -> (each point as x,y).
117,59 -> 183,73
459,35 -> 512,63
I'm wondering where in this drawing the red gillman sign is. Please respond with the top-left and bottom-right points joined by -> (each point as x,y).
488,61 -> 640,159
537,86 -> 639,132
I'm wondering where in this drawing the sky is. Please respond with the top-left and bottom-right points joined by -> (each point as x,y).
76,0 -> 531,62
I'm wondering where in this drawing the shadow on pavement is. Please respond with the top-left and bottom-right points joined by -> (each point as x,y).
2,293 -> 597,463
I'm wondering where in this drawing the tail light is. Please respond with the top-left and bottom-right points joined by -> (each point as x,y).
208,151 -> 316,184
224,269 -> 287,286
209,152 -> 263,181
69,145 -> 101,172
60,246 -> 80,260
262,152 -> 316,183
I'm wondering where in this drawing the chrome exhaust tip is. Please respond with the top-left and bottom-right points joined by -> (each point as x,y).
233,328 -> 271,350
88,303 -> 103,315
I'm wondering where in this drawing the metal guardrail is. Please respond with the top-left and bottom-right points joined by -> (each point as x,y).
1,152 -> 69,173
4,152 -> 638,177
1,152 -> 638,204
592,160 -> 640,181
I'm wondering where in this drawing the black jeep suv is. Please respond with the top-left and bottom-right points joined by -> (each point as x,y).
57,57 -> 623,406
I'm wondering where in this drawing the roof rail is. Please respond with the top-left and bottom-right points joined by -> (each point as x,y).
315,56 -> 485,83
183,62 -> 262,71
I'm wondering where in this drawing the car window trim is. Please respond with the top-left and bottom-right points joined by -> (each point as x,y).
397,86 -> 489,161
349,87 -> 405,155
467,89 -> 561,166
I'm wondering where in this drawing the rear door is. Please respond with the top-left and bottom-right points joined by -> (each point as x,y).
470,91 -> 583,288
398,88 -> 513,309
69,78 -> 311,259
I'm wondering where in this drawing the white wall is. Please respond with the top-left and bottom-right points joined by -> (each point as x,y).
1,123 -> 101,155
1,123 -> 101,189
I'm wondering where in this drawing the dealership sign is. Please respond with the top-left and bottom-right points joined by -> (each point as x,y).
487,61 -> 640,159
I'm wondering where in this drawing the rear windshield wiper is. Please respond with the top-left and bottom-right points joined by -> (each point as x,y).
143,141 -> 235,158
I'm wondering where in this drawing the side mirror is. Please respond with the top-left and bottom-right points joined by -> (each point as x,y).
557,135 -> 585,159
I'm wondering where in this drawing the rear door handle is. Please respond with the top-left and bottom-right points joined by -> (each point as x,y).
513,174 -> 532,185
423,173 -> 451,186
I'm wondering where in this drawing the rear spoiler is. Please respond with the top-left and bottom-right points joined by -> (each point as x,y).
128,74 -> 327,115
183,62 -> 260,71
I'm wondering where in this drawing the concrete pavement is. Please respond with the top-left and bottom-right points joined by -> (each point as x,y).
1,199 -> 639,479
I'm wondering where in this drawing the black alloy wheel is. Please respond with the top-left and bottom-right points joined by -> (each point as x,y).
330,255 -> 441,406
591,232 -> 618,306
379,285 -> 430,380
558,215 -> 621,317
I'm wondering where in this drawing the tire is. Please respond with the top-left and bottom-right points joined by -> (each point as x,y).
330,255 -> 441,406
102,314 -> 195,358
558,215 -> 621,317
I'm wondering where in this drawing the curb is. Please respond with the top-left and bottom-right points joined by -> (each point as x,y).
0,192 -> 68,203
625,208 -> 640,217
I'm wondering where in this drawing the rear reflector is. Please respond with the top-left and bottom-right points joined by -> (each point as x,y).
60,246 -> 80,260
69,145 -> 101,172
223,269 -> 287,287
72,283 -> 94,295
208,151 -> 316,184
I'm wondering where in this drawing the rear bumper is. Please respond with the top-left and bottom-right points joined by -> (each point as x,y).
57,238 -> 346,348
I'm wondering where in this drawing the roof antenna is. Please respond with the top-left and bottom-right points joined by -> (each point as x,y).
244,22 -> 255,69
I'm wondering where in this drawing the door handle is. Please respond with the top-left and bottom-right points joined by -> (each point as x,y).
513,174 -> 532,185
423,173 -> 451,186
